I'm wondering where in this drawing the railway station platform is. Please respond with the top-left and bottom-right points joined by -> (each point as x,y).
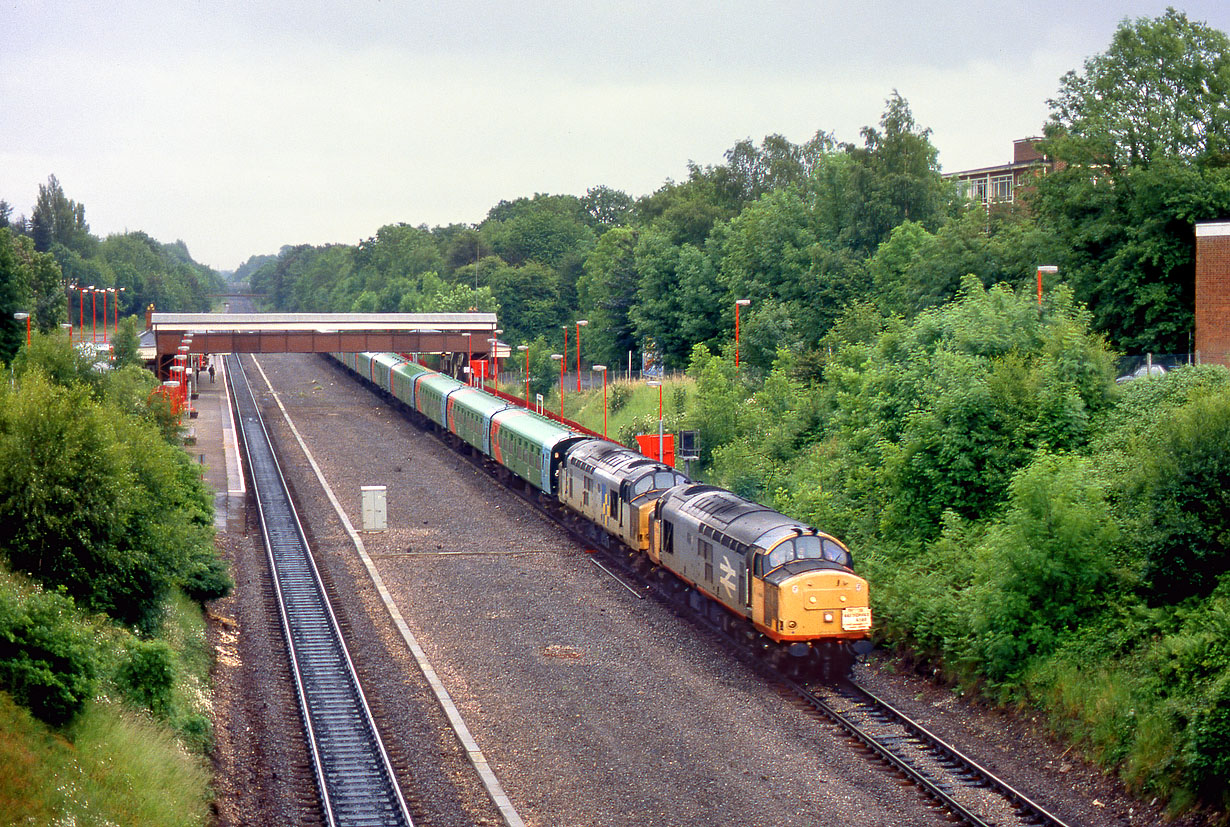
184,358 -> 246,534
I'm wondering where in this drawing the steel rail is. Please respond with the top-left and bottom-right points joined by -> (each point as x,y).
329,352 -> 1079,827
832,680 -> 1076,827
228,353 -> 414,827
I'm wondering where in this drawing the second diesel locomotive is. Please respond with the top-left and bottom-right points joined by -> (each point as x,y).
333,350 -> 872,676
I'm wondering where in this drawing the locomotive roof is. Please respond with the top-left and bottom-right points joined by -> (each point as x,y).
663,484 -> 813,549
565,439 -> 680,476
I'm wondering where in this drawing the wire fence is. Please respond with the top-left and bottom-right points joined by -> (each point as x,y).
494,368 -> 689,392
1115,352 -> 1198,382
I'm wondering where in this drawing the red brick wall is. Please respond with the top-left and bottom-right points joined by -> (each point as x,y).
1196,222 -> 1230,366
1013,138 -> 1044,164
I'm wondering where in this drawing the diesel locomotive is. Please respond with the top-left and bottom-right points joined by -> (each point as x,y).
333,350 -> 872,676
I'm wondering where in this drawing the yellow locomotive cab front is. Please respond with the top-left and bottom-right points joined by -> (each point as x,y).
752,532 -> 872,644
768,569 -> 871,641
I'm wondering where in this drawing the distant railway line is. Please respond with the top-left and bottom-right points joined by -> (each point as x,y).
227,353 -> 414,827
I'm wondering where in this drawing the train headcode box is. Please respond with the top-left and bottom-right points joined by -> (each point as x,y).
361,485 -> 387,532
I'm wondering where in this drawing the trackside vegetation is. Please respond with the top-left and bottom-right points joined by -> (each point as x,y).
0,332 -> 231,825
236,9 -> 1230,817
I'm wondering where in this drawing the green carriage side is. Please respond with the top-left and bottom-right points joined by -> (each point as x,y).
447,387 -> 511,455
416,372 -> 465,429
390,359 -> 432,408
490,408 -> 587,495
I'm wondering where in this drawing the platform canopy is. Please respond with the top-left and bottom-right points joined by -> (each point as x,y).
151,311 -> 498,363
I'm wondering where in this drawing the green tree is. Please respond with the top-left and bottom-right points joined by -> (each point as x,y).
581,185 -> 634,229
10,234 -> 67,333
111,316 -> 141,368
1046,8 -> 1230,168
630,232 -> 720,368
578,227 -> 640,367
30,175 -> 92,256
0,230 -> 27,362
815,92 -> 956,256
1031,157 -> 1230,353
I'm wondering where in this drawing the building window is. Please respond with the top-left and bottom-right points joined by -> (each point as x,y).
991,175 -> 1013,202
965,178 -> 988,204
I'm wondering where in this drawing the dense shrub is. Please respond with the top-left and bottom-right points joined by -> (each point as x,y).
965,454 -> 1118,683
117,638 -> 176,716
0,369 -> 229,630
0,576 -> 98,726
1130,389 -> 1230,601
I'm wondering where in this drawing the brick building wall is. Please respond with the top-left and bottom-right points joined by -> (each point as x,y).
1196,221 -> 1230,366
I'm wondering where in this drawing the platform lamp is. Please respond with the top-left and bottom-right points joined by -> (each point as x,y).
646,380 -> 663,462
593,365 -> 608,439
102,289 -> 110,344
551,353 -> 564,417
113,286 -> 125,333
517,345 -> 530,406
13,312 -> 29,347
734,299 -> 750,367
1036,266 -> 1058,306
77,285 -> 87,339
492,328 -> 503,387
575,319 -> 588,391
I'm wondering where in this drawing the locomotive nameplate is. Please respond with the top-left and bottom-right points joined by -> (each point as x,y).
842,607 -> 872,631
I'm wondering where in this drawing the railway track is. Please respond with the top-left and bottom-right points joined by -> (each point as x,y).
460,449 -> 1081,827
228,353 -> 415,827
328,353 -> 1085,827
794,679 -> 1076,827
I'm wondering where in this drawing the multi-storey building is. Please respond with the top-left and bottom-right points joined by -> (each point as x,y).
946,138 -> 1055,207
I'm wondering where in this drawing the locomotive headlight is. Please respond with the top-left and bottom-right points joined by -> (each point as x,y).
808,595 -> 817,604
823,612 -> 834,623
788,620 -> 797,629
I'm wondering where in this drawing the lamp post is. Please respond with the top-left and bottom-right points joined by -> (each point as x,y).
492,328 -> 503,387
575,319 -> 588,391
646,380 -> 663,461
735,299 -> 750,367
562,325 -> 568,380
13,312 -> 30,347
517,344 -> 530,405
77,286 -> 86,339
594,365 -> 607,438
1036,266 -> 1058,306
91,287 -> 98,344
551,353 -> 564,417
463,332 -> 472,385
103,288 -> 115,344
113,287 -> 125,334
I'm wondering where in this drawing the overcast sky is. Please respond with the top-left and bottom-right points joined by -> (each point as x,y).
4,2 -> 1230,271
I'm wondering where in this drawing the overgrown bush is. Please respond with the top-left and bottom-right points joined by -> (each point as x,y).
965,454 -> 1118,685
117,638 -> 176,717
608,381 -> 631,413
1130,389 -> 1230,601
0,369 -> 229,630
0,576 -> 98,726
